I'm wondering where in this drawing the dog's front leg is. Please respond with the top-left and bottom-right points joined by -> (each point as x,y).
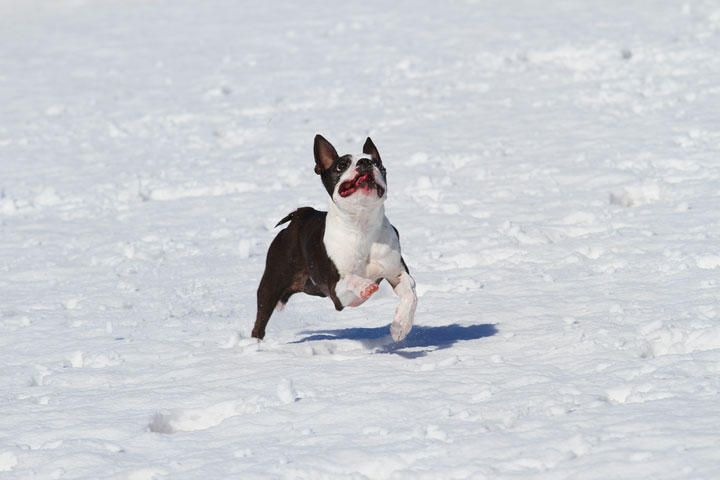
389,271 -> 417,342
335,274 -> 379,308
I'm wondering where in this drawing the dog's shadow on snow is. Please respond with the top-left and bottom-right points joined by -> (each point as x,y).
292,323 -> 497,359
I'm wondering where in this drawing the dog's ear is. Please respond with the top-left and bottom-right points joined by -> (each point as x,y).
363,137 -> 381,161
314,134 -> 338,175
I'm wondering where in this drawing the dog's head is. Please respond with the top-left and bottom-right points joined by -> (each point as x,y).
313,135 -> 388,208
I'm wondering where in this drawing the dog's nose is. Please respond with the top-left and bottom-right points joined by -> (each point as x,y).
356,158 -> 372,172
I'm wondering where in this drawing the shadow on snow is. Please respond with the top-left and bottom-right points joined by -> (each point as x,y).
292,323 -> 497,359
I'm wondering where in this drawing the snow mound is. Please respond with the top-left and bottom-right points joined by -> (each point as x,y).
148,400 -> 254,434
609,183 -> 661,207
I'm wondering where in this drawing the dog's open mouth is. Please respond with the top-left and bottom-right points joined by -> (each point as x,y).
338,173 -> 385,198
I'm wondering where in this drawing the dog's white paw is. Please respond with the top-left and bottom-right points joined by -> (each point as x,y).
390,295 -> 416,342
390,319 -> 412,342
338,274 -> 378,308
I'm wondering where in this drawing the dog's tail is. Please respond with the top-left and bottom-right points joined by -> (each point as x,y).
274,207 -> 323,228
275,212 -> 295,228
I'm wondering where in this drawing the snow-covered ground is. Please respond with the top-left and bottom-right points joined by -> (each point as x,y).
2,0 -> 720,478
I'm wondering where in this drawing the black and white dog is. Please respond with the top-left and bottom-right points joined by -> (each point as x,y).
252,135 -> 417,341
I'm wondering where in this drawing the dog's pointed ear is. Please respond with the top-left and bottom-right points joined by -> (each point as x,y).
363,137 -> 381,161
314,134 -> 338,175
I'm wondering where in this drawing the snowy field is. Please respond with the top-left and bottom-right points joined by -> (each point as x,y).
2,0 -> 720,478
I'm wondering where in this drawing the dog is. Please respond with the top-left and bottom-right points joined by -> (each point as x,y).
251,135 -> 417,342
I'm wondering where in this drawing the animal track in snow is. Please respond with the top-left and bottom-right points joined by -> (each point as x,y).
149,401 -> 241,434
63,351 -> 123,369
643,324 -> 720,358
148,397 -> 267,434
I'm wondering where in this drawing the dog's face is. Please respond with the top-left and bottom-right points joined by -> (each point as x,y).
314,135 -> 388,208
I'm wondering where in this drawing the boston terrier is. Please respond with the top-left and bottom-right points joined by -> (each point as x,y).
252,135 -> 417,342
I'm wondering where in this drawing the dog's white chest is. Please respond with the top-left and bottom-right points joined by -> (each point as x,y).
323,205 -> 400,280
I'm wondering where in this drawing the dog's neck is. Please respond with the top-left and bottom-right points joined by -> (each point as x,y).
326,198 -> 386,239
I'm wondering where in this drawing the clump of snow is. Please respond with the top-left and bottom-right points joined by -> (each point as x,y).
33,187 -> 61,207
695,255 -> 720,270
609,183 -> 661,207
0,452 -> 18,472
277,378 -> 299,404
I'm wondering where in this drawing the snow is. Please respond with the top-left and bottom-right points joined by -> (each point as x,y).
1,0 -> 720,478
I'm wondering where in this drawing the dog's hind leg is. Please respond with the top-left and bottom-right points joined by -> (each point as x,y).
252,272 -> 286,340
252,229 -> 300,340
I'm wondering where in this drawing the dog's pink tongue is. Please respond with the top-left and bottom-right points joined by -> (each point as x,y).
357,174 -> 372,184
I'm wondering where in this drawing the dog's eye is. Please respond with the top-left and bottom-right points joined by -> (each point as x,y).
372,158 -> 382,166
336,161 -> 349,172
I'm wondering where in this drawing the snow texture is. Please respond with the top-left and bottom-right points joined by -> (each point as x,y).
2,0 -> 720,478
